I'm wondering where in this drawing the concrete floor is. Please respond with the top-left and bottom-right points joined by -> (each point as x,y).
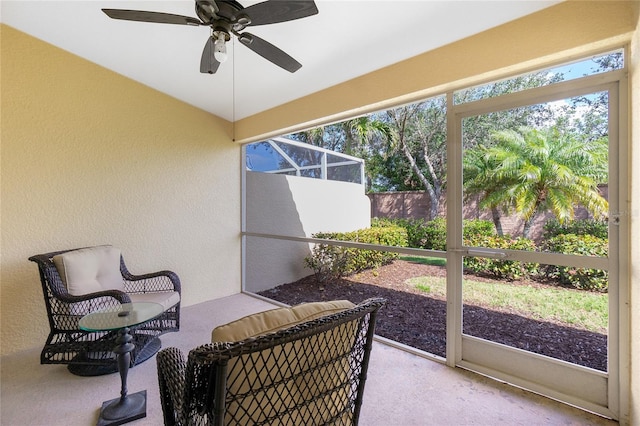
1,293 -> 617,425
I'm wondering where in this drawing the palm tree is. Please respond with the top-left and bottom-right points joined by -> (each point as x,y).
464,126 -> 608,238
463,145 -> 511,235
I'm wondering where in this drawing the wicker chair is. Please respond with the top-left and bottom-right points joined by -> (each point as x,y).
156,298 -> 386,426
29,246 -> 181,376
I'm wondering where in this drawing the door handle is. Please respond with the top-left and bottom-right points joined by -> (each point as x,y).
449,248 -> 508,259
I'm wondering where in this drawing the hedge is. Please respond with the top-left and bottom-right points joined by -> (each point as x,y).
463,235 -> 539,281
321,217 -> 609,291
542,233 -> 609,292
305,226 -> 408,281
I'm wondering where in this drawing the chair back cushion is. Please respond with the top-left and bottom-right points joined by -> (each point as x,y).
211,299 -> 355,342
211,300 -> 356,424
53,246 -> 124,296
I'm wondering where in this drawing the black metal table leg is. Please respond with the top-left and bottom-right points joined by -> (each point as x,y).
97,327 -> 147,426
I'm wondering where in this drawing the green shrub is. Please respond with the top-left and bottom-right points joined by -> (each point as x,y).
414,218 -> 495,251
542,234 -> 609,292
370,217 -> 397,228
543,218 -> 608,240
303,242 -> 347,282
373,217 -> 496,251
421,218 -> 447,250
374,218 -> 437,249
463,219 -> 496,239
305,226 -> 408,281
463,235 -> 539,281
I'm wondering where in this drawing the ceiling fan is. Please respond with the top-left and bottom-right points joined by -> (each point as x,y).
102,0 -> 318,74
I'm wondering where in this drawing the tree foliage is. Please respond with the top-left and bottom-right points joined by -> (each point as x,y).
463,127 -> 609,238
287,53 -> 618,227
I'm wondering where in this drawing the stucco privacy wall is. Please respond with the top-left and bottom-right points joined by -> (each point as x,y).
1,25 -> 240,355
245,171 -> 370,292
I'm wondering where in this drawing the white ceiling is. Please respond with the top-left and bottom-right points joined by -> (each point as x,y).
1,1 -> 559,121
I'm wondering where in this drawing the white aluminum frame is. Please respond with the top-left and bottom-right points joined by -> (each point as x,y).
241,49 -> 630,422
448,68 -> 629,420
249,137 -> 366,186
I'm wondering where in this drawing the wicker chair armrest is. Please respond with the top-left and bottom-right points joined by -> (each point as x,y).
121,261 -> 181,294
157,347 -> 187,426
189,342 -> 233,359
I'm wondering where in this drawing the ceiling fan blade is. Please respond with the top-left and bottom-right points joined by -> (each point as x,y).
102,9 -> 202,26
241,1 -> 318,26
200,37 -> 221,74
238,32 -> 302,73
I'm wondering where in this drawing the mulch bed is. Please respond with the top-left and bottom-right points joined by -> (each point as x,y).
257,260 -> 607,371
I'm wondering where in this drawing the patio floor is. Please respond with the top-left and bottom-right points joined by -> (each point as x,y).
1,293 -> 617,425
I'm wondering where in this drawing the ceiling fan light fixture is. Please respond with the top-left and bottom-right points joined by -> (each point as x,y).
213,31 -> 228,62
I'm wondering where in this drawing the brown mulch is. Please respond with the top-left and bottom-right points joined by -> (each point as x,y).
258,260 -> 607,372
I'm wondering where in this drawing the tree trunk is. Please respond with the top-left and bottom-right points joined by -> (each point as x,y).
522,216 -> 534,239
421,145 -> 441,221
400,141 -> 439,220
390,106 -> 442,221
491,207 -> 504,236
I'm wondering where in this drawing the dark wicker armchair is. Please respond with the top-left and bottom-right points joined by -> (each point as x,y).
29,245 -> 181,376
157,297 -> 386,426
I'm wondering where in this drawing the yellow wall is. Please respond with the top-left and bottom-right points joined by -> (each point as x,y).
1,25 -> 241,355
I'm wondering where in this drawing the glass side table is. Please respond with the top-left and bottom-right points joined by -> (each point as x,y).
79,302 -> 165,426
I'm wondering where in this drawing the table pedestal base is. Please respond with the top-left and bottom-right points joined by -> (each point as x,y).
69,337 -> 162,377
97,390 -> 146,426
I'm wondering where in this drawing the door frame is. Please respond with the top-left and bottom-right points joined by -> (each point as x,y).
445,69 -> 629,419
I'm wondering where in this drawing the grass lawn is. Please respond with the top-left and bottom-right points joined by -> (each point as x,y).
401,256 -> 608,334
407,277 -> 609,334
401,255 -> 446,267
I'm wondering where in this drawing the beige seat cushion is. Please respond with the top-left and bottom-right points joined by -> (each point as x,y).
128,291 -> 180,311
53,246 -> 123,296
211,300 -> 356,424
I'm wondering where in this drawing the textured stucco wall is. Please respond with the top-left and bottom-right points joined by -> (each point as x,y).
245,171 -> 370,236
245,171 -> 370,292
1,26 -> 241,355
